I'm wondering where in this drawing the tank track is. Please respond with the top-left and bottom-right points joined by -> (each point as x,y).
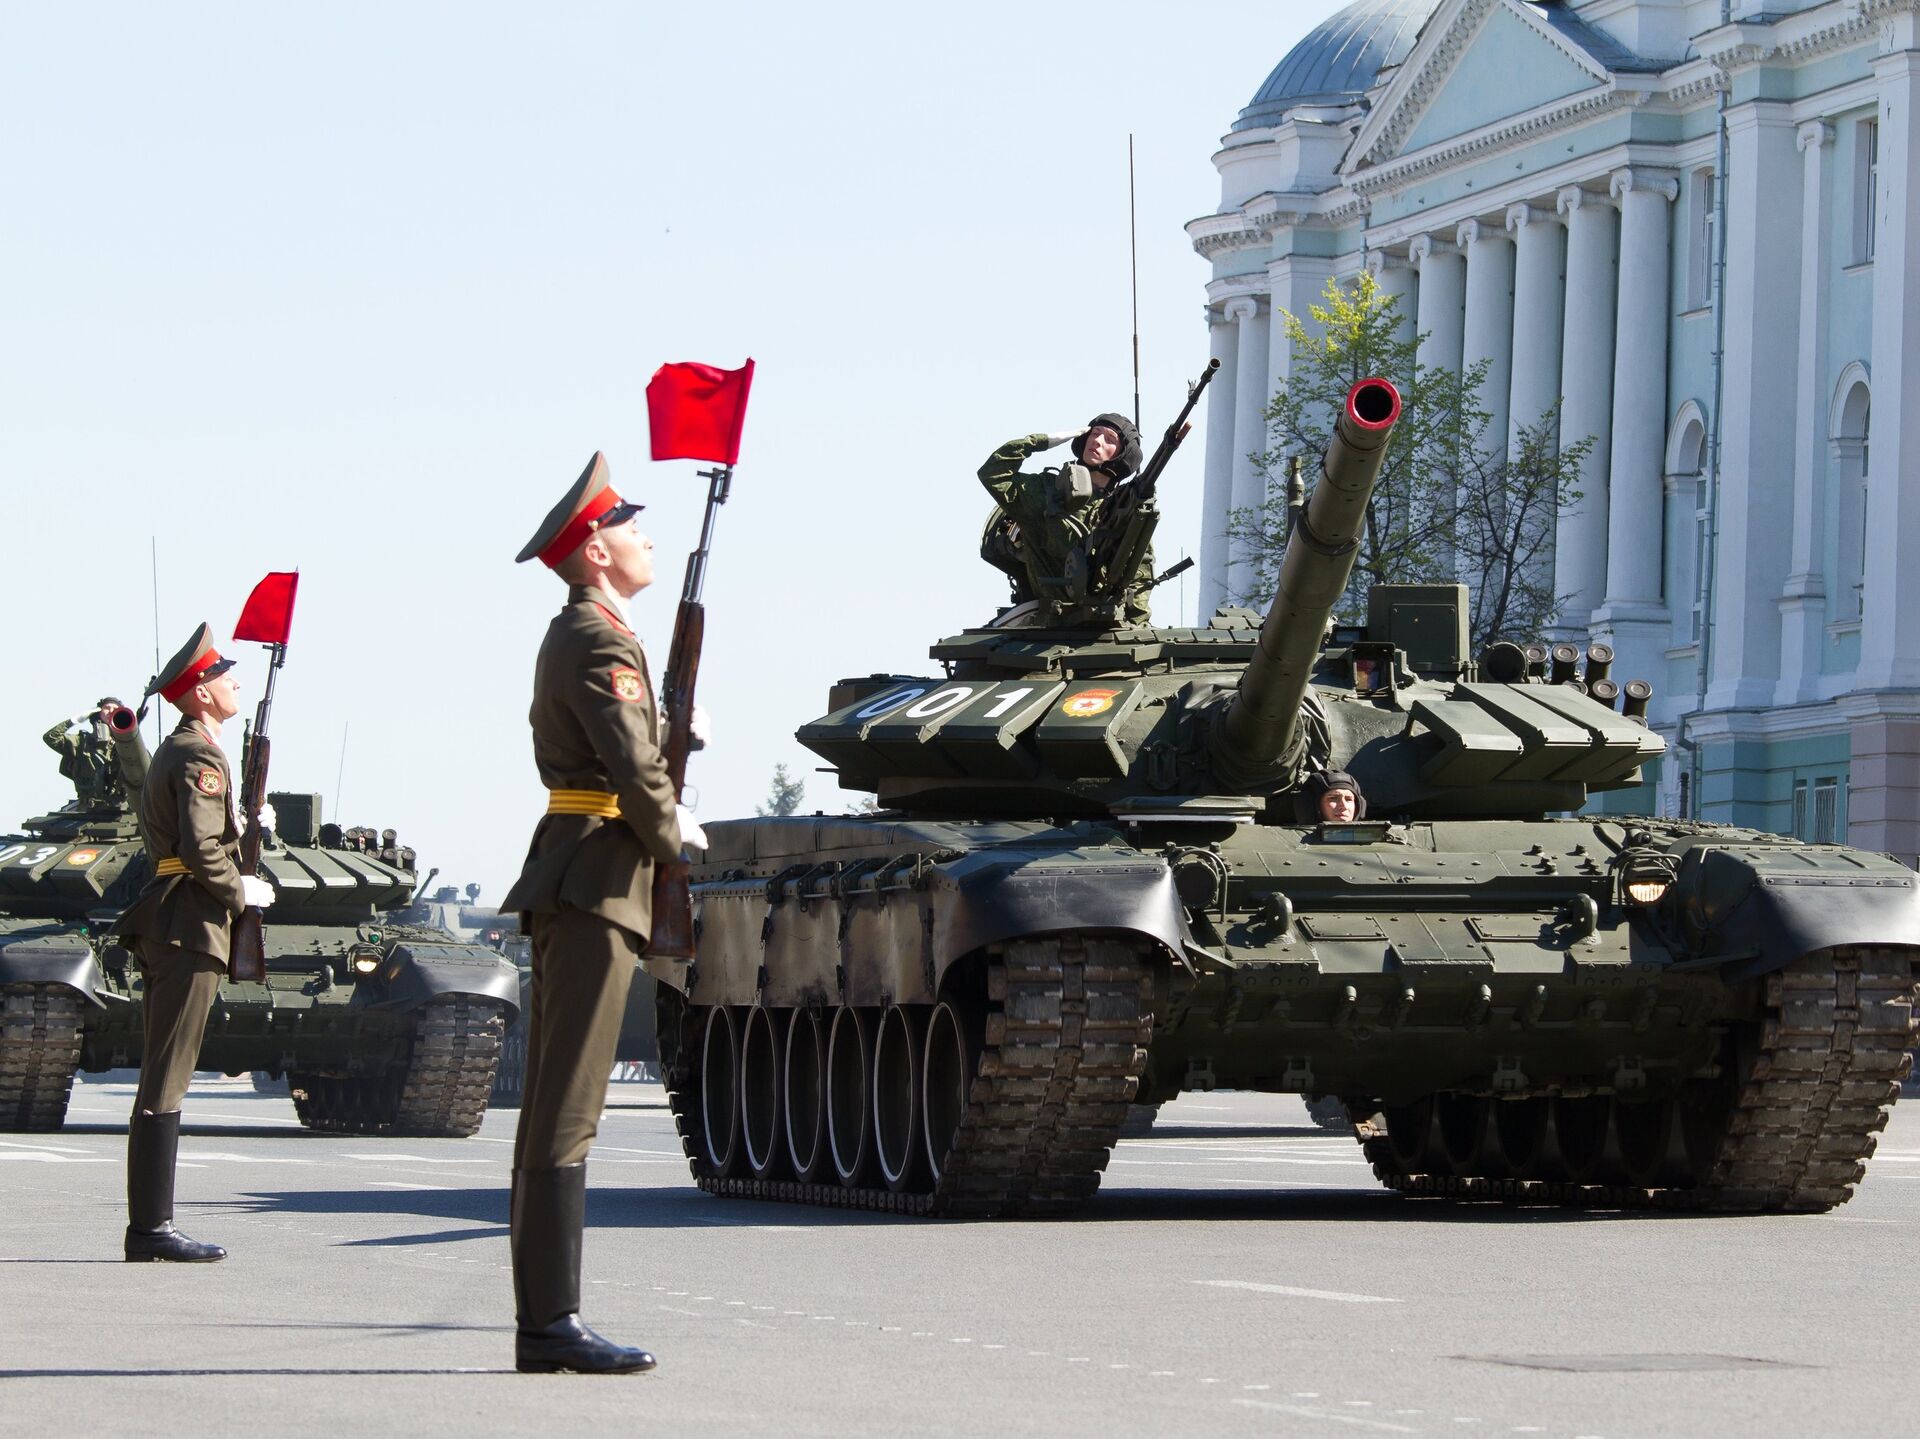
491,1008 -> 528,1106
0,984 -> 84,1132
1357,947 -> 1918,1212
291,997 -> 507,1138
668,934 -> 1153,1217
1304,1094 -> 1352,1132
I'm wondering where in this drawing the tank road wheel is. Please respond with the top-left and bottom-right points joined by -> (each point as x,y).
701,1006 -> 743,1176
1614,1098 -> 1691,1188
1689,947 -> 1919,1212
784,1009 -> 831,1184
1491,1098 -> 1555,1179
1550,1095 -> 1615,1186
922,999 -> 981,1184
1378,1098 -> 1439,1180
389,998 -> 509,1137
827,1006 -> 876,1187
0,984 -> 84,1132
740,1006 -> 788,1182
873,1005 -> 927,1194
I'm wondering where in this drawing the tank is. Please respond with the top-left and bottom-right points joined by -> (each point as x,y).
0,706 -> 521,1135
654,377 -> 1920,1216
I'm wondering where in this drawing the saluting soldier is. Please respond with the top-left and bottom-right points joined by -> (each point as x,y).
504,452 -> 704,1375
112,626 -> 276,1262
977,410 -> 1153,622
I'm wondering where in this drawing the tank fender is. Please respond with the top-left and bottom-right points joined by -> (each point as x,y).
1679,845 -> 1920,980
357,941 -> 522,1015
0,925 -> 107,1007
931,849 -> 1191,977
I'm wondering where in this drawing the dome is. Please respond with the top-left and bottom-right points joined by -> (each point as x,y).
1232,0 -> 1441,132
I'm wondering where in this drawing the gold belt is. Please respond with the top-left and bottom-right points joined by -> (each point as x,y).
547,789 -> 621,818
154,857 -> 188,877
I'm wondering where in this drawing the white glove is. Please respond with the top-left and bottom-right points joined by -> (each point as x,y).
675,803 -> 708,853
256,802 -> 278,836
688,704 -> 712,750
241,875 -> 276,910
1043,427 -> 1087,448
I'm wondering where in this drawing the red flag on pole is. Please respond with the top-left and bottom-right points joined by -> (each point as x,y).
234,571 -> 300,645
647,359 -> 755,466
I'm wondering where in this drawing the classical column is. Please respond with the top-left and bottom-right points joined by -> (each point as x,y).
1592,167 -> 1678,687
1552,184 -> 1618,639
1225,295 -> 1271,604
1708,104 -> 1801,712
1853,32 -> 1920,861
1506,203 -> 1566,455
1267,254 -> 1341,414
1198,305 -> 1240,620
1365,248 -> 1417,350
1458,217 -> 1516,462
1778,120 -> 1834,705
1410,233 -> 1465,377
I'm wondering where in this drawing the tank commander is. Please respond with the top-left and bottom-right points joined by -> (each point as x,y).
503,451 -> 706,1375
43,698 -> 133,808
112,626 -> 276,1263
978,411 -> 1154,623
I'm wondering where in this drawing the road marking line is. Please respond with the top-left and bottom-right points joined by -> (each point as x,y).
1235,1400 -> 1415,1432
0,1139 -> 94,1154
340,1154 -> 489,1164
1197,1280 -> 1400,1304
367,1181 -> 449,1191
178,1151 -> 314,1164
0,1153 -> 111,1164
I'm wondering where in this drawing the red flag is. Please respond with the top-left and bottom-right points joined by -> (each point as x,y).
647,359 -> 755,466
234,571 -> 300,646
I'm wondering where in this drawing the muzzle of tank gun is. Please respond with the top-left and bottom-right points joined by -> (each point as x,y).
1211,377 -> 1403,789
107,704 -> 150,789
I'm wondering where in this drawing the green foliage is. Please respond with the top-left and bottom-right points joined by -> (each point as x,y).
1225,273 -> 1590,647
756,762 -> 805,818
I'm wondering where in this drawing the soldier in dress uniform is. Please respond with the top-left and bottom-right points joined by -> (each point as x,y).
112,625 -> 276,1262
503,451 -> 704,1374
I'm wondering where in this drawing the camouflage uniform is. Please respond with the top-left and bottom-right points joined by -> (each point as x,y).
978,433 -> 1155,624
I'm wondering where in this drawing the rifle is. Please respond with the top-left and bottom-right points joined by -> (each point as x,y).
1083,357 -> 1220,606
229,644 -> 283,984
648,464 -> 730,960
228,571 -> 299,985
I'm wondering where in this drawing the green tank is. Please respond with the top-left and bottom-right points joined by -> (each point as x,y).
655,377 -> 1920,1217
0,705 -> 520,1135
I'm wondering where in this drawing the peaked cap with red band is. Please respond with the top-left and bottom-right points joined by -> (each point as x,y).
515,451 -> 645,568
147,622 -> 237,704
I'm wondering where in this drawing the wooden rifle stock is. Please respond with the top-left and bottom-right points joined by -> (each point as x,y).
647,596 -> 704,959
229,726 -> 271,983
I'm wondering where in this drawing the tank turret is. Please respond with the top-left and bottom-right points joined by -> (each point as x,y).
1210,377 -> 1401,788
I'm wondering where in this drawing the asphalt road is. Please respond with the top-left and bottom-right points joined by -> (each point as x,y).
4,1079 -> 1916,1438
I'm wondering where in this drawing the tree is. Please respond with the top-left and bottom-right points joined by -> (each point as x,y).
1225,273 -> 1589,649
756,763 -> 805,817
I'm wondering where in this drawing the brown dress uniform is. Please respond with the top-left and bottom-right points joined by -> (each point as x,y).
503,451 -> 679,1374
111,622 -> 242,1263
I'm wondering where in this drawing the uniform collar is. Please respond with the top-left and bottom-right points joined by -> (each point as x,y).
568,583 -> 634,635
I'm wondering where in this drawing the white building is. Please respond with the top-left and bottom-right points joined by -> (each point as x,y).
1191,0 -> 1920,862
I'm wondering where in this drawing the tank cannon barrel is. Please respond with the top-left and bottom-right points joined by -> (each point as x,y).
107,705 -> 150,794
1212,377 -> 1402,785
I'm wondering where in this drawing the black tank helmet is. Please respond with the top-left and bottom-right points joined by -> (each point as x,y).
1071,412 -> 1143,479
1295,768 -> 1368,823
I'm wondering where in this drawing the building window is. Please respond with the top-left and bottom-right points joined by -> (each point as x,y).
1678,771 -> 1691,820
1832,376 -> 1871,623
1791,780 -> 1808,839
1812,777 -> 1839,844
1854,118 -> 1879,264
1858,410 -> 1871,618
1692,477 -> 1709,642
1685,167 -> 1714,310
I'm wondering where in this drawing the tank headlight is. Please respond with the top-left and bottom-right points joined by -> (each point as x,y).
351,953 -> 381,977
1625,877 -> 1671,906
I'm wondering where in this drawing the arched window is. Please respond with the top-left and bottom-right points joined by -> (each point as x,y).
1830,364 -> 1871,620
1664,401 -> 1709,645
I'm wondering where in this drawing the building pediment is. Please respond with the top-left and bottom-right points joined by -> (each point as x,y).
1349,0 -> 1617,173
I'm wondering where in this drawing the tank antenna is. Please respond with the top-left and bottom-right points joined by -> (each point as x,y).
1129,133 -> 1141,433
149,536 -> 162,746
333,720 -> 350,823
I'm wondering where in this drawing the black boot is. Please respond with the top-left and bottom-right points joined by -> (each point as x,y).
125,1111 -> 226,1263
512,1164 -> 654,1374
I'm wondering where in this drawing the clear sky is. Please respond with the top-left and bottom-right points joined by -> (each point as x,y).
0,1 -> 1338,904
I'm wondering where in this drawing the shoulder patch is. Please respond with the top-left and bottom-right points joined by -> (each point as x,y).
610,666 -> 646,703
192,767 -> 225,797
